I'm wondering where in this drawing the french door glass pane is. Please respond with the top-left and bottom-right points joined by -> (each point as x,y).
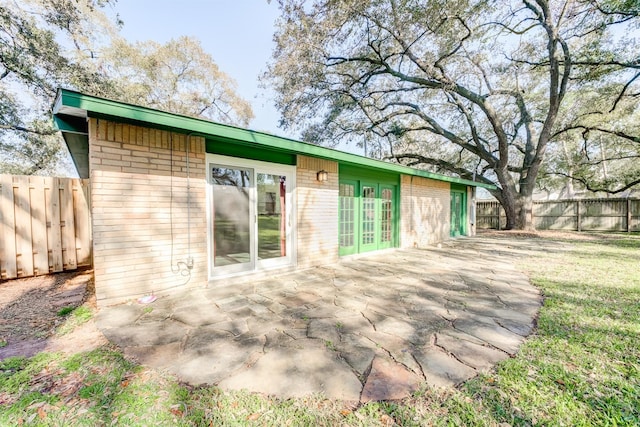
381,188 -> 392,242
362,186 -> 375,245
451,192 -> 462,235
339,183 -> 355,248
211,166 -> 251,267
258,173 -> 286,260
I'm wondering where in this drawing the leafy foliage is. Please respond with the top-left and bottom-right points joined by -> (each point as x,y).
266,0 -> 640,228
0,0 -> 253,176
0,0 -> 122,176
102,36 -> 254,126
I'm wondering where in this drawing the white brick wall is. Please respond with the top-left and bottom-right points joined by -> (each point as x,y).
295,156 -> 339,268
400,175 -> 451,247
87,118 -> 470,303
89,118 -> 207,305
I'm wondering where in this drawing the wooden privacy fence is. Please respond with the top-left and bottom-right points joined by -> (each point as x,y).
0,175 -> 91,280
477,198 -> 640,232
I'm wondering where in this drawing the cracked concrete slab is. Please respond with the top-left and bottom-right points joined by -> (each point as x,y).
414,346 -> 478,387
361,356 -> 422,402
219,347 -> 362,401
97,236 -> 551,402
435,333 -> 509,371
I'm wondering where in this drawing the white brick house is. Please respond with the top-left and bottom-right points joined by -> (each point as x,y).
53,89 -> 493,305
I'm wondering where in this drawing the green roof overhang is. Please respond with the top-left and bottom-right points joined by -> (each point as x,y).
52,88 -> 496,189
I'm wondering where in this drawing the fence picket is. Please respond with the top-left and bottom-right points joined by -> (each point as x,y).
31,176 -> 49,275
14,176 -> 34,277
60,178 -> 77,270
48,178 -> 64,273
74,180 -> 91,266
0,175 -> 17,279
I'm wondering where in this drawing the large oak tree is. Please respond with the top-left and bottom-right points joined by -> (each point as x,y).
266,0 -> 639,229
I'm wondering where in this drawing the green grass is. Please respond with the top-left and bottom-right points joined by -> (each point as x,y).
56,306 -> 75,317
56,305 -> 93,336
0,233 -> 638,426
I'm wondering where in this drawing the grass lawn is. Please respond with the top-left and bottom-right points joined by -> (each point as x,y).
1,234 -> 638,426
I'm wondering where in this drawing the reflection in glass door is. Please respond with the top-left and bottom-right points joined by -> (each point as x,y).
339,182 -> 356,255
361,185 -> 376,250
380,187 -> 393,248
338,180 -> 397,255
257,173 -> 287,265
208,156 -> 294,277
211,166 -> 253,273
450,190 -> 465,237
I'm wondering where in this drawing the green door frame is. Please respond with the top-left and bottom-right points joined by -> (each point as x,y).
450,185 -> 467,237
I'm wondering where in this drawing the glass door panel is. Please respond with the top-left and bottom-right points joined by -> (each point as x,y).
257,173 -> 287,261
211,165 -> 253,273
361,185 -> 377,251
450,191 -> 465,237
380,187 -> 393,248
339,182 -> 357,255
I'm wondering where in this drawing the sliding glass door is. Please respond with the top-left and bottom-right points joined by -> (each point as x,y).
210,165 -> 253,273
208,155 -> 294,277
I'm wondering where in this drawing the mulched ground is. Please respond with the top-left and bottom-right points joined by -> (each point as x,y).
0,269 -> 106,359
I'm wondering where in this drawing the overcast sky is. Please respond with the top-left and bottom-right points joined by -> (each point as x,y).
114,0 -> 283,135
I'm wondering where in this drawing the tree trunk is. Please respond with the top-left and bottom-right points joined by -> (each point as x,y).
496,189 -> 535,230
517,195 -> 535,231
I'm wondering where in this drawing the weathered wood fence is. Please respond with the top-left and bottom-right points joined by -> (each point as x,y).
0,175 -> 91,280
477,198 -> 640,232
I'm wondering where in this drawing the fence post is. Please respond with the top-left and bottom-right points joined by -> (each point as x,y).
497,203 -> 501,230
627,198 -> 632,233
576,200 -> 582,232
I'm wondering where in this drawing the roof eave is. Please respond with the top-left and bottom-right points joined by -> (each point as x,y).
53,88 -> 497,190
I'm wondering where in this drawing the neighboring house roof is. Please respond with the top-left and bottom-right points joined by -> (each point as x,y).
53,88 -> 495,189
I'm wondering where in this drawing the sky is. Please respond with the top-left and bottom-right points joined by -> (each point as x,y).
113,0 -> 284,136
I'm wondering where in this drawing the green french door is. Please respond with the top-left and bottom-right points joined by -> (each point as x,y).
450,188 -> 467,237
339,181 -> 397,255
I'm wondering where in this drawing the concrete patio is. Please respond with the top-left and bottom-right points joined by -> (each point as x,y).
97,236 -> 550,402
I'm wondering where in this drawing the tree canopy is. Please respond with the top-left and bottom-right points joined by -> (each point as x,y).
102,36 -> 253,126
0,0 -> 253,176
267,0 -> 640,229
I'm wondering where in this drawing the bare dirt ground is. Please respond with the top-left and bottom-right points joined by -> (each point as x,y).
478,228 -> 631,241
0,269 -> 108,360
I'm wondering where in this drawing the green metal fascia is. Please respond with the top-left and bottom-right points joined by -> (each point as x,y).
52,115 -> 87,134
206,137 -> 296,165
55,88 -> 496,190
450,182 -> 468,192
339,164 -> 400,185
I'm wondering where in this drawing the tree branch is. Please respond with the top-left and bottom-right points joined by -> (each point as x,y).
548,171 -> 640,194
387,152 -> 496,186
0,124 -> 57,135
552,125 -> 640,144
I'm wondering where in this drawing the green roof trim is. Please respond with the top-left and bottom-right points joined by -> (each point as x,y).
53,88 -> 496,189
